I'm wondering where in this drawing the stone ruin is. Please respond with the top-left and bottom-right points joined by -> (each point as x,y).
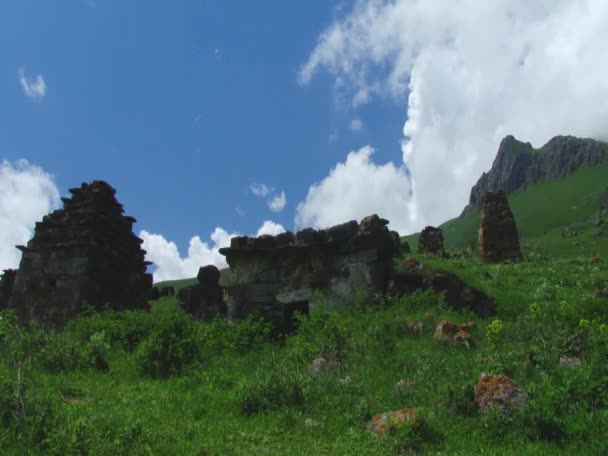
418,226 -> 445,256
217,214 -> 400,332
0,269 -> 16,309
478,191 -> 522,262
9,181 -> 153,327
176,265 -> 225,322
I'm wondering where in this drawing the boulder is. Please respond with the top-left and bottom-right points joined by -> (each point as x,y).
368,408 -> 417,435
177,265 -> 225,321
474,373 -> 527,413
478,191 -> 522,262
433,320 -> 475,342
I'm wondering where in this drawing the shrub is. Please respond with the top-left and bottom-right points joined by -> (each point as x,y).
37,332 -> 110,373
390,412 -> 442,454
66,309 -> 153,352
135,312 -> 201,378
238,370 -> 307,416
198,314 -> 272,355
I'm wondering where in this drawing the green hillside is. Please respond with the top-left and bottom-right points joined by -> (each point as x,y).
404,162 -> 608,257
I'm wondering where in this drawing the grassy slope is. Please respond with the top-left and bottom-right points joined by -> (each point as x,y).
404,162 -> 608,257
2,252 -> 608,454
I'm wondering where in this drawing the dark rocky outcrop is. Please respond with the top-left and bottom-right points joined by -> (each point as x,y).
0,269 -> 16,309
462,135 -> 608,216
218,214 -> 399,332
478,191 -> 522,262
418,226 -> 445,256
176,265 -> 225,321
9,181 -> 153,327
388,269 -> 496,317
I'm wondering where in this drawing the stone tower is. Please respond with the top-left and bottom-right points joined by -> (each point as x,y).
478,191 -> 522,262
9,181 -> 153,327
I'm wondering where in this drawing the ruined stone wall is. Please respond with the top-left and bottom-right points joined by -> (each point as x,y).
9,181 -> 153,327
218,215 -> 398,332
478,191 -> 522,262
176,265 -> 225,322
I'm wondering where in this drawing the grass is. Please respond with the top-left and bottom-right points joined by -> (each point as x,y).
2,250 -> 608,454
403,162 -> 608,257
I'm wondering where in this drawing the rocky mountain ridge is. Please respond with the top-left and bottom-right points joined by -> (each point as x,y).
461,134 -> 608,216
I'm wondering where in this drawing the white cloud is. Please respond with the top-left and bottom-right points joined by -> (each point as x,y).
300,0 -> 608,230
140,227 -> 238,282
18,68 -> 47,100
250,183 -> 273,197
141,221 -> 286,282
268,191 -> 286,213
350,118 -> 363,131
295,146 -> 413,234
0,160 -> 60,269
256,220 -> 286,236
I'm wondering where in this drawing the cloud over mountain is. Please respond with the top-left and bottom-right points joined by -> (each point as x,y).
300,0 -> 608,229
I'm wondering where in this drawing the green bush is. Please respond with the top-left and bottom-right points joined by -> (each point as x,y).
135,312 -> 201,378
66,308 -> 153,352
36,331 -> 109,373
198,314 -> 272,355
238,370 -> 307,416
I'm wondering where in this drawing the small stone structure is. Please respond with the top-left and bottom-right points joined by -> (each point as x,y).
418,226 -> 445,256
478,191 -> 522,262
176,265 -> 225,321
9,181 -> 153,327
218,214 -> 399,332
0,269 -> 16,309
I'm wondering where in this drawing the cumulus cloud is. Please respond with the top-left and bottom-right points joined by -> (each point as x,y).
350,118 -> 363,131
256,220 -> 286,236
18,68 -> 47,100
268,191 -> 287,213
250,183 -> 273,197
295,146 -> 413,233
251,182 -> 287,213
0,160 -> 60,269
140,227 -> 237,282
300,0 -> 608,230
142,221 -> 285,282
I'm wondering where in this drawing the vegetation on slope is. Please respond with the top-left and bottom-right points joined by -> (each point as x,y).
1,249 -> 608,454
404,163 -> 608,257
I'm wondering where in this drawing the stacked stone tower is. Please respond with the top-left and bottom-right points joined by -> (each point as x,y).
478,191 -> 522,262
418,226 -> 445,256
9,181 -> 153,327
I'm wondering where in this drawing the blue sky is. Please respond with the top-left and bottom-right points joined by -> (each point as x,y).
0,1 -> 404,250
2,1 -> 606,279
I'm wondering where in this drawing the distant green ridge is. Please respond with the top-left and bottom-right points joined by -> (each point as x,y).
403,162 -> 608,257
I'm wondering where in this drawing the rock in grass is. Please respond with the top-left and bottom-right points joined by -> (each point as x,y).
433,320 -> 475,343
474,373 -> 527,414
368,408 -> 417,435
559,355 -> 582,368
308,356 -> 338,375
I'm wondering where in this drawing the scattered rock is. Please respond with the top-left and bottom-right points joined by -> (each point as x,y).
560,355 -> 583,368
474,373 -> 527,414
394,379 -> 415,395
407,320 -> 423,335
591,255 -> 602,264
308,356 -> 338,375
595,290 -> 608,299
418,226 -> 445,257
400,257 -> 422,272
176,265 -> 225,321
478,191 -> 522,262
368,408 -> 417,435
433,320 -> 475,343
9,181 -> 153,328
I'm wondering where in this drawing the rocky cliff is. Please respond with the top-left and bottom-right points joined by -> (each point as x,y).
461,135 -> 608,216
